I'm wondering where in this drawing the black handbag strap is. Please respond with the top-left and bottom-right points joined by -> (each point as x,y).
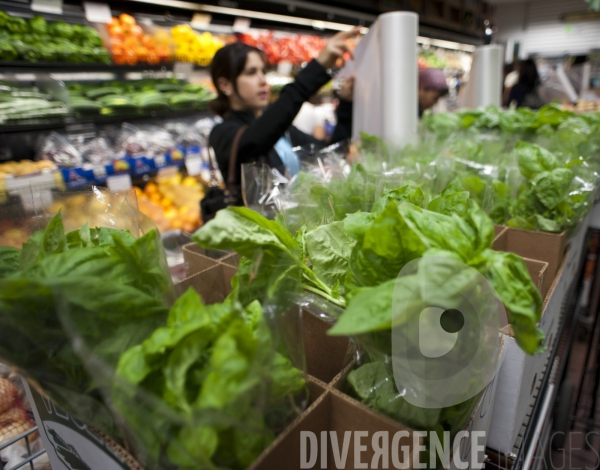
206,124 -> 248,189
227,124 -> 248,187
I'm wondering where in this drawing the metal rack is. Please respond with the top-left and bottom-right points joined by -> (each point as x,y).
484,229 -> 590,470
0,427 -> 46,470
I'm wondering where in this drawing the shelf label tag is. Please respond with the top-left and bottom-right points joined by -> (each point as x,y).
232,17 -> 251,32
154,155 -> 167,168
31,0 -> 63,15
173,62 -> 194,79
92,166 -> 107,180
186,156 -> 203,176
107,174 -> 132,192
83,2 -> 112,24
191,13 -> 212,28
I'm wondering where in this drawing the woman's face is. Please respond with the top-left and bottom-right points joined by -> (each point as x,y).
234,51 -> 270,114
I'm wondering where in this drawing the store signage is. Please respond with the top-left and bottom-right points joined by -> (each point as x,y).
83,2 -> 112,24
22,381 -> 131,470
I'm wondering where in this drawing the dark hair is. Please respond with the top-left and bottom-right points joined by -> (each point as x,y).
518,59 -> 540,93
209,41 -> 265,117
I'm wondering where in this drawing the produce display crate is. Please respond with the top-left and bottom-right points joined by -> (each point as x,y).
487,216 -> 590,456
493,226 -> 567,298
174,249 -> 531,470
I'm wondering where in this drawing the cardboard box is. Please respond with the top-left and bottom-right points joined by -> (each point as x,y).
487,247 -> 574,455
182,242 -> 221,277
174,263 -> 237,304
248,388 -> 417,470
174,265 -> 353,391
492,227 -> 567,298
330,357 -> 500,470
221,252 -> 241,267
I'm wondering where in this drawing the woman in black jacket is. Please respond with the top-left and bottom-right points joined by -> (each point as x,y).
208,28 -> 358,205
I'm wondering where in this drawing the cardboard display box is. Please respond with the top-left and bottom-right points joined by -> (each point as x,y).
487,247 -> 574,455
329,356 -> 502,470
492,227 -> 567,298
487,213 -> 590,456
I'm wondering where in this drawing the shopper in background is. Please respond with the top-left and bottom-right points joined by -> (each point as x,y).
502,61 -> 519,106
418,68 -> 449,117
208,28 -> 358,205
507,59 -> 544,109
293,96 -> 337,141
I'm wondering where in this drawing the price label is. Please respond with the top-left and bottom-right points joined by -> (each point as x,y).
31,0 -> 63,15
191,13 -> 211,27
93,166 -> 107,180
173,62 -> 194,79
186,157 -> 203,176
277,61 -> 293,77
232,17 -> 251,32
107,174 -> 132,192
83,2 -> 112,23
154,155 -> 166,168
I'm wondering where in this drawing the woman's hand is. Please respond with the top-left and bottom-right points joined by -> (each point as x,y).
337,76 -> 354,101
316,26 -> 361,70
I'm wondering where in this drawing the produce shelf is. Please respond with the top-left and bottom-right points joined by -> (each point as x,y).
0,60 -> 178,73
0,108 -> 212,134
484,225 -> 591,470
60,146 -> 190,190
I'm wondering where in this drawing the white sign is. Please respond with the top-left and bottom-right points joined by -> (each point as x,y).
232,17 -> 251,32
83,2 -> 112,24
31,0 -> 63,15
191,13 -> 211,28
107,174 -> 132,192
185,156 -> 203,176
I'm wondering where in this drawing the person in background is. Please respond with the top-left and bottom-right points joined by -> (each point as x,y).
502,62 -> 519,106
507,59 -> 543,108
418,68 -> 449,117
208,29 -> 358,205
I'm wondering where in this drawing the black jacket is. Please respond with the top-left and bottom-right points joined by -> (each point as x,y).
209,59 -> 353,203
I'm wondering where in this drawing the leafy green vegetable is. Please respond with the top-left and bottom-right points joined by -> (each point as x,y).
115,289 -> 305,469
0,212 -> 172,438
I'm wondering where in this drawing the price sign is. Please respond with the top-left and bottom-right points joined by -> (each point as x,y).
92,166 -> 107,180
185,156 -> 203,176
83,2 -> 112,23
31,0 -> 63,15
107,174 -> 132,192
232,17 -> 251,32
154,155 -> 167,168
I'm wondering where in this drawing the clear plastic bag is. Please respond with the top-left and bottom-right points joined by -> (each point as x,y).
38,132 -> 83,168
58,249 -> 308,470
241,163 -> 289,219
79,137 -> 113,166
0,187 -> 174,440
